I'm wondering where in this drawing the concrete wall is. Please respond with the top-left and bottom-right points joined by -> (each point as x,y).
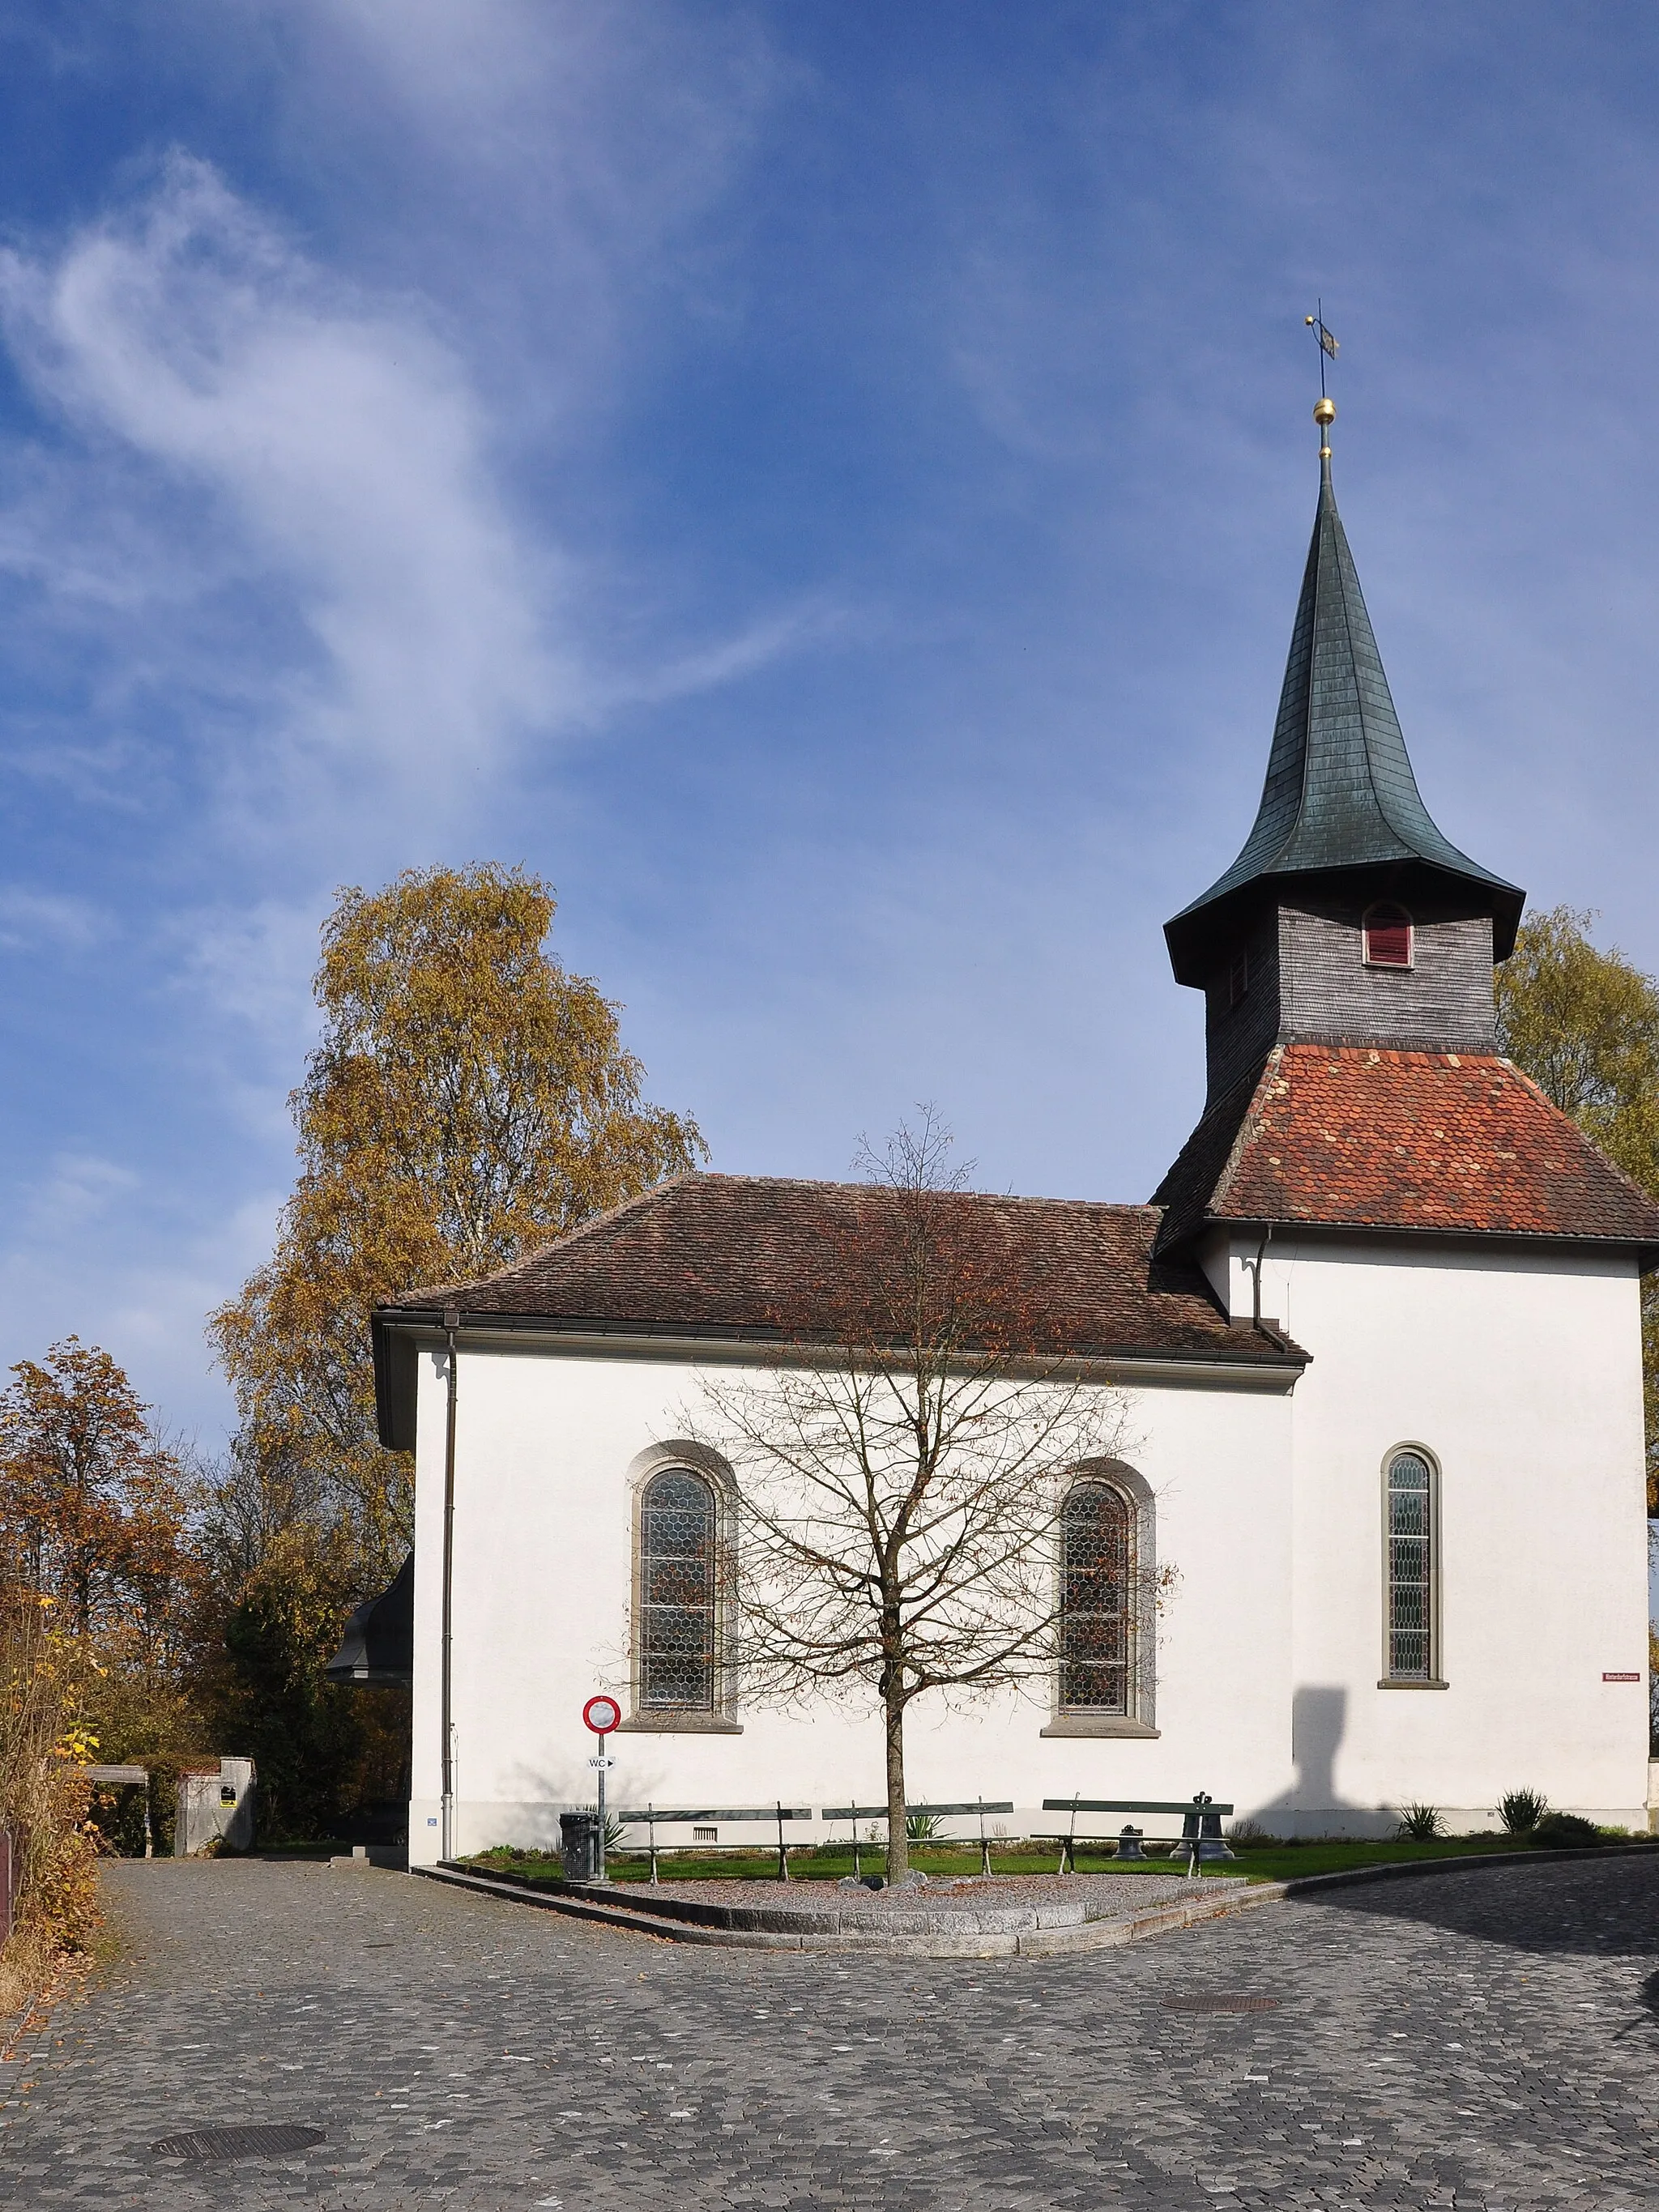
407,1340 -> 1296,1864
1206,1230 -> 1651,1832
176,1758 -> 257,1856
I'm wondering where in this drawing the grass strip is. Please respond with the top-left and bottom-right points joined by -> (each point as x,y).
458,1832 -> 1616,1889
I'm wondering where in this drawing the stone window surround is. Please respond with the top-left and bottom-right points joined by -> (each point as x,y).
620,1439 -> 743,1734
1042,1460 -> 1161,1739
1379,1439 -> 1445,1691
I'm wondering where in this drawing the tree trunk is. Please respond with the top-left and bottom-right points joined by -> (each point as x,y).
883,1687 -> 908,1886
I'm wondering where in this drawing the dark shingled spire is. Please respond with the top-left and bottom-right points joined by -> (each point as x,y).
1164,452 -> 1523,986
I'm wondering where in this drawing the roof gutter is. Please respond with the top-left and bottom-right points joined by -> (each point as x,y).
1189,1215 -> 1659,1271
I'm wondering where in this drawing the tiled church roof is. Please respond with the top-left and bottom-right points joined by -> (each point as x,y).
380,1172 -> 1299,1366
1154,1044 -> 1659,1254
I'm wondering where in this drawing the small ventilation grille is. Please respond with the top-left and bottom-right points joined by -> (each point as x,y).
1162,1995 -> 1281,2014
151,2124 -> 326,2162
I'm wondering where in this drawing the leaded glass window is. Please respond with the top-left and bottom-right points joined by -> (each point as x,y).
639,1469 -> 717,1710
1386,1451 -> 1435,1680
1059,1481 -> 1132,1714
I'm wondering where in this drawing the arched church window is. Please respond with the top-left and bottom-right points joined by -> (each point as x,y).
638,1468 -> 718,1710
1384,1450 -> 1438,1681
1363,902 -> 1414,969
1058,1480 -> 1133,1714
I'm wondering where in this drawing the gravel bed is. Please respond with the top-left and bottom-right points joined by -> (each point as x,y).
597,1869 -> 1245,1931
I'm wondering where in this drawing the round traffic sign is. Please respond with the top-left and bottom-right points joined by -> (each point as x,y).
582,1694 -> 622,1735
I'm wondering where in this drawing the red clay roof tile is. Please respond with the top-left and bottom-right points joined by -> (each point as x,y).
1154,1045 -> 1659,1251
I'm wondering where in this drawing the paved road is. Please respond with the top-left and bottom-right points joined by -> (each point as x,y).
2,1852 -> 1657,2209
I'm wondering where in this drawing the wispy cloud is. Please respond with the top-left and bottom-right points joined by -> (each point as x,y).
0,153 -> 569,843
0,887 -> 104,950
27,1151 -> 139,1236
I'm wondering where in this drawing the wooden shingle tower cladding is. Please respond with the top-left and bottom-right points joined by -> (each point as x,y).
1165,449 -> 1525,1106
1152,439 -> 1659,1264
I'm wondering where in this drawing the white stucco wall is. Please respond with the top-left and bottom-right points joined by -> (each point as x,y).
1209,1230 -> 1651,1833
403,1230 -> 1652,1862
407,1339 -> 1296,1865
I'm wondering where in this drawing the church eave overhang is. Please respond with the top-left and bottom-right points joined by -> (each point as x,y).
1175,1212 -> 1659,1265
370,1304 -> 1307,1444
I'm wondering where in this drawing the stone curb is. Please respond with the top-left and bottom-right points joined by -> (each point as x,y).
412,1839 -> 1659,1954
410,1861 -> 1283,1956
1277,1837 -> 1659,1899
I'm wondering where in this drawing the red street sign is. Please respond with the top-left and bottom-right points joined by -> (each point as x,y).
1601,1671 -> 1641,1683
583,1694 -> 622,1733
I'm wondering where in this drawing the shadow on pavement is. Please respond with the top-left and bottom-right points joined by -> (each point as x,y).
1286,1852 -> 1659,1960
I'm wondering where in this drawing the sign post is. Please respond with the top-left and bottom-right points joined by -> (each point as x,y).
582,1695 -> 621,1880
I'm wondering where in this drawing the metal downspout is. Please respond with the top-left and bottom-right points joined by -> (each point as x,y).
1248,1225 -> 1272,1329
440,1306 -> 459,1862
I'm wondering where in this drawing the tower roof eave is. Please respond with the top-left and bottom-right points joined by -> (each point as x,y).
1165,857 -> 1525,986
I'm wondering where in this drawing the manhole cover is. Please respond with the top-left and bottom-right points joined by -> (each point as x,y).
1162,1996 -> 1281,2014
150,2124 -> 326,2162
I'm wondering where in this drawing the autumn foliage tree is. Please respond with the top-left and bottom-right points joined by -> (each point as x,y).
0,1339 -> 197,1673
1495,907 -> 1659,1513
0,1588 -> 101,1997
0,1340 -> 194,1946
697,1116 -> 1134,1886
211,864 -> 705,1567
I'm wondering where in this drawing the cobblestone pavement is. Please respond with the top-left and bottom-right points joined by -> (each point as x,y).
1,1852 -> 1656,2210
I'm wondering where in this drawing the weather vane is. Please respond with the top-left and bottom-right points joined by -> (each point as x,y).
1305,301 -> 1338,455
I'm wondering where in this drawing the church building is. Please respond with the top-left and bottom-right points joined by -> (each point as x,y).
377,424 -> 1659,1861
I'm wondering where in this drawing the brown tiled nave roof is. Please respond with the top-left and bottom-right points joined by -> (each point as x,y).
382,1172 -> 1299,1366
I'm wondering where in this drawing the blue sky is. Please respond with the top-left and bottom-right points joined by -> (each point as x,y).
2,2 -> 1659,1445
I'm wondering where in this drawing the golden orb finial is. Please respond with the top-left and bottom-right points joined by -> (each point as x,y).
1313,395 -> 1336,428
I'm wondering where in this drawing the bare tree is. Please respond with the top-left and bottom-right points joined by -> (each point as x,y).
696,1114 -> 1140,1885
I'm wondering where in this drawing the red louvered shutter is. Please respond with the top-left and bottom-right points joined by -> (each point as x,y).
1363,905 -> 1412,968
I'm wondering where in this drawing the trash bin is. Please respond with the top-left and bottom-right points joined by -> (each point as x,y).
559,1811 -> 601,1882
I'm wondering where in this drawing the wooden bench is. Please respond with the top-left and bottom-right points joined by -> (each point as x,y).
1039,1794 -> 1235,1877
821,1800 -> 1017,1877
612,1803 -> 812,1882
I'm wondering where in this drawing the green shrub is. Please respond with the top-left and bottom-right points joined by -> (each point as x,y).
1499,1788 -> 1547,1835
1224,1821 -> 1285,1852
1397,1803 -> 1443,1840
1529,1811 -> 1605,1850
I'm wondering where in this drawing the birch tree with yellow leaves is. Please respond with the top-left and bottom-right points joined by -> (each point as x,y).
211,864 -> 704,1570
